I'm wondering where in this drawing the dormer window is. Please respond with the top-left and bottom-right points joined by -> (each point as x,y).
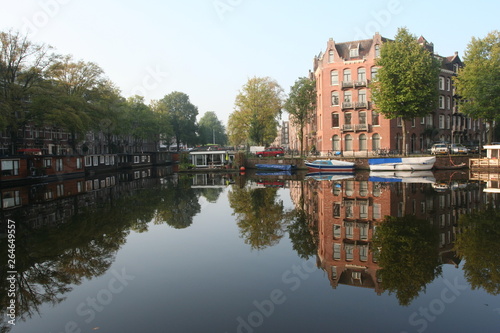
350,47 -> 359,58
375,44 -> 380,57
328,50 -> 334,63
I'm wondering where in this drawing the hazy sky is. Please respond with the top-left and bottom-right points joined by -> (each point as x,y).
1,0 -> 497,125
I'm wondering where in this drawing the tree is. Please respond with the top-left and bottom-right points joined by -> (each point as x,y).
228,76 -> 284,147
373,215 -> 442,306
284,77 -> 316,155
371,27 -> 440,155
0,30 -> 55,153
42,55 -> 110,151
156,91 -> 198,151
454,205 -> 500,295
454,30 -> 500,145
198,111 -> 227,145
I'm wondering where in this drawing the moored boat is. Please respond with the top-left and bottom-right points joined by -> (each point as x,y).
305,159 -> 355,172
255,164 -> 296,171
368,156 -> 435,171
305,172 -> 355,181
369,171 -> 436,183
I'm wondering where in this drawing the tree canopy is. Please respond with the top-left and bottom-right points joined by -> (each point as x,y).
284,77 -> 316,155
198,111 -> 227,146
371,27 -> 440,155
454,30 -> 500,144
155,91 -> 198,150
228,76 -> 284,147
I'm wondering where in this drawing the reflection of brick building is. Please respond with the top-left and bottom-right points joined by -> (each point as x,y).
298,176 -> 486,294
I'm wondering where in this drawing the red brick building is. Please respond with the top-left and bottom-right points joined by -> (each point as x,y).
305,33 -> 484,156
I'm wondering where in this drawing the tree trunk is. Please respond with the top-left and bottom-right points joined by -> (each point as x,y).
299,124 -> 304,157
402,120 -> 408,156
487,120 -> 494,145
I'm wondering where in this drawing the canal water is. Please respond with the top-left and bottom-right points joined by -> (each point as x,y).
1,168 -> 499,333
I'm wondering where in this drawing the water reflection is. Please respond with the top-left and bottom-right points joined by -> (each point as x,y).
1,168 -> 500,331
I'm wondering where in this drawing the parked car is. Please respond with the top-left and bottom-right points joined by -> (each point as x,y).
255,147 -> 285,158
464,142 -> 479,154
449,143 -> 469,154
430,143 -> 449,155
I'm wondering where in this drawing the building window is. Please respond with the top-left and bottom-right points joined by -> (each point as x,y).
331,91 -> 339,106
373,203 -> 381,219
397,117 -> 402,127
372,111 -> 379,126
420,117 -> 425,125
439,96 -> 445,109
446,115 -> 451,129
439,115 -> 445,129
439,76 -> 445,90
359,111 -> 367,124
332,135 -> 340,151
446,96 -> 451,110
349,47 -> 359,58
446,78 -> 451,91
332,113 -> 339,127
333,224 -> 341,238
345,222 -> 354,238
328,50 -> 334,63
333,243 -> 341,260
57,184 -> 64,197
2,190 -> 21,208
345,134 -> 353,151
372,133 -> 380,150
345,113 -> 352,125
359,134 -> 367,151
76,158 -> 82,169
358,89 -> 366,103
357,67 -> 366,81
1,160 -> 19,176
375,44 -> 380,57
371,67 -> 378,80
343,69 -> 351,82
56,159 -> 63,172
344,91 -> 351,103
43,158 -> 52,168
331,70 -> 338,85
411,118 -> 416,127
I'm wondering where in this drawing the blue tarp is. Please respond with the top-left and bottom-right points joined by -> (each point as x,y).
368,158 -> 403,165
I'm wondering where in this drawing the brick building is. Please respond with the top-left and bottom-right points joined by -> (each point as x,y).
306,33 -> 484,156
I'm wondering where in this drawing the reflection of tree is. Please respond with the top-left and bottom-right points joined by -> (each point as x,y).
455,205 -> 500,295
287,196 -> 317,260
228,186 -> 287,250
373,215 -> 442,306
199,187 -> 224,203
155,177 -> 201,229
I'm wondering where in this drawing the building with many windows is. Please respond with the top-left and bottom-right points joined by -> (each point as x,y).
306,33 -> 484,156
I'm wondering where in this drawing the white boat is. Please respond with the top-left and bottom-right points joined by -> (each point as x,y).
305,159 -> 355,172
305,172 -> 355,181
368,156 -> 436,171
369,171 -> 436,183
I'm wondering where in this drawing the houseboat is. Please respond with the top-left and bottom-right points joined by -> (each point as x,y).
469,144 -> 500,169
189,148 -> 235,169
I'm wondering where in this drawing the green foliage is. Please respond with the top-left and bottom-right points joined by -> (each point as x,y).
284,77 -> 316,155
228,186 -> 287,250
454,30 -> 500,144
454,205 -> 500,295
228,76 -> 284,146
156,91 -> 199,150
373,215 -> 442,306
198,111 -> 227,145
371,27 -> 440,155
287,205 -> 318,260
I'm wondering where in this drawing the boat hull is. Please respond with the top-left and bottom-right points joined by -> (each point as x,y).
305,160 -> 355,173
368,156 -> 435,171
369,171 -> 436,183
255,164 -> 295,171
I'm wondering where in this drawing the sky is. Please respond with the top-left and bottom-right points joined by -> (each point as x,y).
0,0 -> 498,125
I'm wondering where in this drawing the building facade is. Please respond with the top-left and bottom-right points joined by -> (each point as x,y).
307,33 -> 484,156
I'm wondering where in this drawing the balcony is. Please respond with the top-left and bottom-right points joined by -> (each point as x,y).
355,124 -> 370,132
341,124 -> 354,132
354,80 -> 368,87
355,101 -> 369,109
342,102 -> 354,110
342,81 -> 354,89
